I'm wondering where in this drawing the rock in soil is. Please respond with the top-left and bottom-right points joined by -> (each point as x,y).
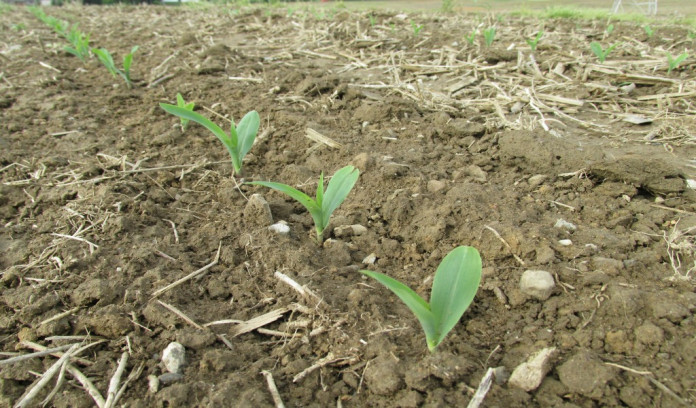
162,342 -> 186,374
508,347 -> 559,391
519,270 -> 556,300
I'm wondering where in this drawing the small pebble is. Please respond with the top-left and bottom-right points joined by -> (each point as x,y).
268,221 -> 290,235
554,219 -> 577,231
520,270 -> 556,300
362,253 -> 377,265
147,375 -> 159,394
162,342 -> 186,374
158,372 -> 185,385
558,239 -> 573,246
509,347 -> 559,391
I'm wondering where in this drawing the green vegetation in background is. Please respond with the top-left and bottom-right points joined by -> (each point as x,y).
0,3 -> 12,15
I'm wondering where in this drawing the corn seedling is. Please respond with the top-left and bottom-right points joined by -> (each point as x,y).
361,246 -> 482,352
483,27 -> 496,47
643,25 -> 654,38
64,25 -> 90,62
411,21 -> 424,37
92,46 -> 138,88
605,23 -> 615,36
590,41 -> 617,63
174,93 -> 195,131
465,29 -> 476,45
160,104 -> 259,175
368,13 -> 376,27
666,51 -> 688,74
248,165 -> 359,242
526,30 -> 543,51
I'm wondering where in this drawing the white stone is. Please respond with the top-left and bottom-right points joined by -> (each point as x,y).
554,219 -> 577,231
162,342 -> 186,374
520,270 -> 555,300
558,239 -> 573,246
268,221 -> 290,235
509,347 -> 559,391
362,253 -> 377,265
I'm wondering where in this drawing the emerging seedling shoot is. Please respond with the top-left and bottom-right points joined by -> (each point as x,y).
526,30 -> 543,52
590,41 -> 617,63
175,93 -> 195,131
159,103 -> 259,175
248,165 -> 359,242
361,246 -> 482,352
92,46 -> 139,88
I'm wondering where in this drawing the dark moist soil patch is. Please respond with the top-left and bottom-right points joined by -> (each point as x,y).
1,4 -> 696,407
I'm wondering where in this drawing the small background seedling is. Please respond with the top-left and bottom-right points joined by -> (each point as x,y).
248,165 -> 359,242
92,46 -> 139,88
160,104 -> 260,175
361,246 -> 482,352
526,30 -> 543,51
605,23 -> 615,37
410,20 -> 424,37
590,41 -> 617,63
666,51 -> 688,74
483,26 -> 496,47
643,25 -> 654,38
465,29 -> 477,45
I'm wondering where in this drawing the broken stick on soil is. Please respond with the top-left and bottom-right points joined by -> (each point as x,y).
261,370 -> 286,408
151,242 -> 221,298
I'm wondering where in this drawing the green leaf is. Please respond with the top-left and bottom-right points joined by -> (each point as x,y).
247,180 -> 323,228
316,171 -> 325,211
248,166 -> 359,241
176,93 -> 185,106
321,165 -> 359,232
235,110 -> 260,167
160,103 -> 231,152
361,246 -> 482,352
359,270 -> 437,345
93,48 -> 117,76
590,41 -> 604,61
429,246 -> 482,346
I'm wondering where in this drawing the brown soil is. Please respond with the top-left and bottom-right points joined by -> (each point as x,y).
1,4 -> 696,407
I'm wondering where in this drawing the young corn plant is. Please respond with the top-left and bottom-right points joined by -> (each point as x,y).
590,41 -> 617,63
64,25 -> 90,62
174,93 -> 195,131
248,165 -> 359,242
605,23 -> 614,37
465,29 -> 476,45
361,246 -> 482,352
483,26 -> 496,47
92,46 -> 138,88
643,25 -> 654,39
526,30 -> 543,52
159,104 -> 260,175
411,21 -> 424,37
666,51 -> 688,74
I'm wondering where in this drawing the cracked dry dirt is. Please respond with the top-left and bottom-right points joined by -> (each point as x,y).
1,4 -> 696,407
